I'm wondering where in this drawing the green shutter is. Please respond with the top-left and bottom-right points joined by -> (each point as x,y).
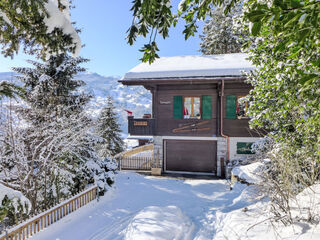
202,96 -> 212,119
226,95 -> 236,119
237,142 -> 254,154
173,96 -> 183,119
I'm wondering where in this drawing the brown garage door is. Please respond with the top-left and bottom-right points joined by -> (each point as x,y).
165,140 -> 217,173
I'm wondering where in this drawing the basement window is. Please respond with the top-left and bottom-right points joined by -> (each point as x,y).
184,97 -> 201,119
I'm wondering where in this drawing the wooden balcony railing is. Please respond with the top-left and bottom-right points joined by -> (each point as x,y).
128,117 -> 155,136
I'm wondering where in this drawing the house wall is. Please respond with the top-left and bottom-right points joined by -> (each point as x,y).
153,82 -> 258,138
155,84 -> 218,137
143,81 -> 264,177
222,83 -> 261,137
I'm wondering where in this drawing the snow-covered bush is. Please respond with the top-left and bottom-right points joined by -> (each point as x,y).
0,184 -> 30,226
88,157 -> 118,196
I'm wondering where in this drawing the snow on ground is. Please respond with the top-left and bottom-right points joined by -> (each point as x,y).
32,172 -> 254,240
125,206 -> 194,240
30,171 -> 320,240
231,162 -> 265,184
131,150 -> 153,157
124,139 -> 139,149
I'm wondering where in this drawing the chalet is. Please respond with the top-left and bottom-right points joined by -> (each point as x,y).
120,53 -> 263,177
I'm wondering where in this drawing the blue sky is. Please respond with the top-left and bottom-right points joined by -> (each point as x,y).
0,0 -> 203,77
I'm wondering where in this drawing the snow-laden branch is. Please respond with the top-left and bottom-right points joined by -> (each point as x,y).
44,0 -> 81,56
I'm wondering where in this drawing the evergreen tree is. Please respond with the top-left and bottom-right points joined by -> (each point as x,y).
0,0 -> 81,100
96,97 -> 124,158
0,0 -> 81,59
0,81 -> 24,100
199,3 -> 245,55
13,54 -> 91,119
0,54 -> 113,212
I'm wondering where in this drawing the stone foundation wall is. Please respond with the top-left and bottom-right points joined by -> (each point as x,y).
153,136 -> 163,168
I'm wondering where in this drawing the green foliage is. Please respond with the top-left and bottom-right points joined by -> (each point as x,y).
0,81 -> 25,100
0,196 -> 29,226
127,0 -> 240,62
239,1 -> 320,219
0,0 -> 79,59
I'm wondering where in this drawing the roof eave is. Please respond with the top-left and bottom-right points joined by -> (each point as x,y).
119,76 -> 247,86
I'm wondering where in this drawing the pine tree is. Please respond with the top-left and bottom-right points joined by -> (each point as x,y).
13,54 -> 91,122
0,0 -> 81,100
199,3 -> 245,55
96,97 -> 124,158
0,54 -> 113,212
0,0 -> 81,59
0,81 -> 24,100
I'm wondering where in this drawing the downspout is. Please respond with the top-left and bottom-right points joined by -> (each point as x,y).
220,80 -> 230,175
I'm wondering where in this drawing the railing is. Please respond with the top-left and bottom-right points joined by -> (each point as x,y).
128,117 -> 155,136
120,156 -> 152,170
0,185 -> 97,240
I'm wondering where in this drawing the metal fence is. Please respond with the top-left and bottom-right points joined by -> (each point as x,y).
119,156 -> 152,170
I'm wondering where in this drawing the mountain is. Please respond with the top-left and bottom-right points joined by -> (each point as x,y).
0,72 -> 152,134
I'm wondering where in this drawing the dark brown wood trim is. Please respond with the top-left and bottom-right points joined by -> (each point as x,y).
119,77 -> 247,86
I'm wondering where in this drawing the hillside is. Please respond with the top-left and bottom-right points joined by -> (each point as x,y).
0,72 -> 152,134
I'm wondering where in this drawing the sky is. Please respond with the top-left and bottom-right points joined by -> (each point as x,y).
0,0 -> 203,78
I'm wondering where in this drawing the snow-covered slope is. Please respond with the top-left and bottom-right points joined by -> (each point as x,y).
0,72 -> 152,134
76,73 -> 151,133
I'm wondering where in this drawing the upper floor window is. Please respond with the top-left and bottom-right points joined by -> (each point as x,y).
173,96 -> 212,120
184,97 -> 201,119
226,95 -> 249,119
236,96 -> 249,119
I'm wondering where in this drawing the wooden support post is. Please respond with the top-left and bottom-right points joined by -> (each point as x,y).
220,157 -> 225,178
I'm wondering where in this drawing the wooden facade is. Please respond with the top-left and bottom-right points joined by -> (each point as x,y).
120,54 -> 262,176
123,80 -> 261,138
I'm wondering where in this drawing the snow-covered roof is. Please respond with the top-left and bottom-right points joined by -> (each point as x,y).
122,53 -> 254,81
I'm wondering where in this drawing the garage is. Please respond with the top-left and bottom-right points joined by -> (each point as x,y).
164,140 -> 217,173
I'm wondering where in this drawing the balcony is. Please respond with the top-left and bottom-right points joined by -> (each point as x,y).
128,116 -> 155,136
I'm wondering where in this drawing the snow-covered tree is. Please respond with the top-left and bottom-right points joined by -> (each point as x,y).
0,0 -> 81,59
0,81 -> 24,100
200,3 -> 244,55
0,54 -> 114,212
96,97 -> 124,158
13,54 -> 90,117
0,0 -> 81,100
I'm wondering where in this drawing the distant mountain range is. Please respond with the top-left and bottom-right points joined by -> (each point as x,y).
0,72 -> 152,134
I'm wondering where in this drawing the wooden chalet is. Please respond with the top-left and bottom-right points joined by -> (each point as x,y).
120,53 -> 263,177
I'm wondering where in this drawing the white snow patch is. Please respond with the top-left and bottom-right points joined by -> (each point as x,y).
44,0 -> 81,56
131,150 -> 153,157
232,162 -> 265,184
29,172 -> 320,240
124,206 -> 194,240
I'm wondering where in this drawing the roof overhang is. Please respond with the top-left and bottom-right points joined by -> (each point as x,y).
119,76 -> 247,86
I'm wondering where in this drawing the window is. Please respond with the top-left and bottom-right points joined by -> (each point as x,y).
236,142 -> 254,154
184,97 -> 201,119
236,96 -> 249,119
173,95 -> 212,120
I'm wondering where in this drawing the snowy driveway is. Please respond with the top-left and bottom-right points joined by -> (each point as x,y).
32,172 -> 255,240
